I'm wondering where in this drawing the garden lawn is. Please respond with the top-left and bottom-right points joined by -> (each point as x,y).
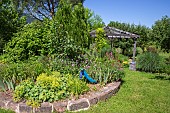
75,69 -> 170,113
0,108 -> 15,113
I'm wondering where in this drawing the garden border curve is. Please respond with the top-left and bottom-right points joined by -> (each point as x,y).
0,81 -> 121,113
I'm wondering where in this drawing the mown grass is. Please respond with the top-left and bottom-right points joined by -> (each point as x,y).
76,69 -> 170,113
0,108 -> 15,113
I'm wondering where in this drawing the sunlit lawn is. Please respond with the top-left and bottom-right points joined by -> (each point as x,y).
75,69 -> 170,113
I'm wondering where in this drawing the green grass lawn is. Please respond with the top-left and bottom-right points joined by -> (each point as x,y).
0,109 -> 15,113
76,69 -> 170,113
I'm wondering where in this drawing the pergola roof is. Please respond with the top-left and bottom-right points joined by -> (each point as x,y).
90,26 -> 140,39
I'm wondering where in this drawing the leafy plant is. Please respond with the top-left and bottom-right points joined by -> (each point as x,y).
82,47 -> 125,85
136,52 -> 164,73
95,28 -> 108,51
0,0 -> 26,54
13,71 -> 89,107
0,59 -> 48,91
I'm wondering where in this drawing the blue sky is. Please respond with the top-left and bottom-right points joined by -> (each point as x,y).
84,0 -> 170,28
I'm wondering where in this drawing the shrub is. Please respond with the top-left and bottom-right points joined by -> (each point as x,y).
49,56 -> 80,76
0,59 -> 48,91
136,52 -> 164,73
163,56 -> 170,75
13,71 -> 89,107
95,28 -> 108,51
5,1 -> 89,61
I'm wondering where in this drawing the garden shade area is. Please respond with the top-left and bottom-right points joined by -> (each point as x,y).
90,26 -> 140,70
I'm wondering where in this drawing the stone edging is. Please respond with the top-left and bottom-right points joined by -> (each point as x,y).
0,81 -> 121,113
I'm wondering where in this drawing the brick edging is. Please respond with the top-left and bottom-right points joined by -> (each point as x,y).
0,81 -> 121,113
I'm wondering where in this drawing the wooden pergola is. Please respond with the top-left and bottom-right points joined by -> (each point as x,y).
90,26 -> 140,70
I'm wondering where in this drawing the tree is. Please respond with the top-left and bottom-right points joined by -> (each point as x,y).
88,11 -> 105,30
0,0 -> 26,54
12,0 -> 85,21
152,16 -> 170,52
5,0 -> 89,61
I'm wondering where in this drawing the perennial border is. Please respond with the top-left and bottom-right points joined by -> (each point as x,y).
0,81 -> 121,113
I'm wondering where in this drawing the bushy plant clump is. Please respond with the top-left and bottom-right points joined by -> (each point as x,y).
136,52 -> 164,73
13,71 -> 89,107
4,0 -> 89,61
0,58 -> 48,91
82,46 -> 125,85
163,56 -> 170,75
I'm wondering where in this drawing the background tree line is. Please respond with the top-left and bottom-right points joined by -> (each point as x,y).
0,0 -> 169,57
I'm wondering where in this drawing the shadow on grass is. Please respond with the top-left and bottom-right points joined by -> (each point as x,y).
150,75 -> 170,81
120,79 -> 126,86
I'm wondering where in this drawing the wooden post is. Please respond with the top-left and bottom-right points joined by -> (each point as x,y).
132,38 -> 137,62
111,40 -> 113,50
130,38 -> 137,71
110,38 -> 114,50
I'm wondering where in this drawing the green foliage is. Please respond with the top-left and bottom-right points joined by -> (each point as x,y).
95,28 -> 108,51
0,0 -> 26,54
13,71 -> 89,107
151,15 -> 170,52
83,47 -> 125,85
0,58 -> 48,91
49,57 -> 80,75
5,0 -> 89,61
5,21 -> 46,61
0,108 -> 15,113
87,11 -> 105,30
162,56 -> 170,75
55,0 -> 89,56
136,52 -> 164,73
12,0 -> 85,21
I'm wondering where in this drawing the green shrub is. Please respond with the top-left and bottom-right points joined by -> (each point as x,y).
0,59 -> 48,91
163,56 -> 170,75
136,52 -> 164,73
5,0 -> 89,61
13,71 -> 89,107
163,64 -> 170,75
49,57 -> 80,75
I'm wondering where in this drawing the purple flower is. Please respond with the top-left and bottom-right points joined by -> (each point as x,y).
86,66 -> 90,69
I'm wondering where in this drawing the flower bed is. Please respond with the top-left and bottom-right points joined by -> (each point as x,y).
0,81 -> 121,113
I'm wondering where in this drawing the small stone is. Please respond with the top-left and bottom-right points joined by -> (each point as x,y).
53,101 -> 67,113
19,103 -> 33,113
67,98 -> 90,111
98,92 -> 109,101
0,101 -> 5,108
35,102 -> 53,113
87,94 -> 98,105
6,101 -> 18,111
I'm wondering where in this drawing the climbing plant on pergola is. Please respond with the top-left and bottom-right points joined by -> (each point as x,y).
90,26 -> 140,70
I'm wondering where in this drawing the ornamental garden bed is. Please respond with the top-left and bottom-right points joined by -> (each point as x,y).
0,81 -> 121,113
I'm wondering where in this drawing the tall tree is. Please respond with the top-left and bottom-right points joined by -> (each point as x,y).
12,0 -> 85,21
152,16 -> 170,52
5,0 -> 89,60
87,11 -> 105,30
0,0 -> 26,54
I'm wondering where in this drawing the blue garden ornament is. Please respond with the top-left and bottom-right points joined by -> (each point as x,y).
79,68 -> 97,83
